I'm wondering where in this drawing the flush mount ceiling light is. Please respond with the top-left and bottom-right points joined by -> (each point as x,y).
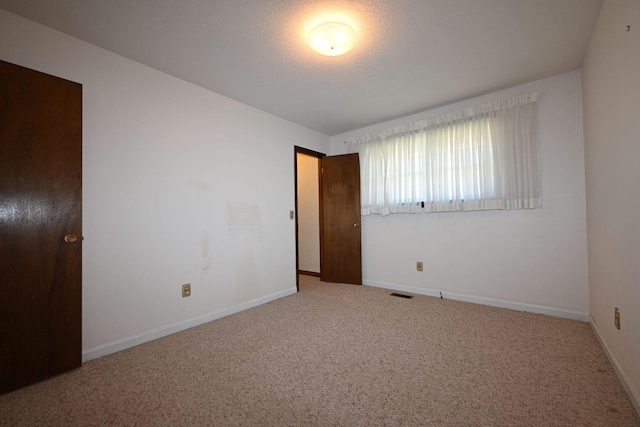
308,21 -> 357,56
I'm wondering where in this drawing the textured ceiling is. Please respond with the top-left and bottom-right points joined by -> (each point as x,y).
0,0 -> 602,135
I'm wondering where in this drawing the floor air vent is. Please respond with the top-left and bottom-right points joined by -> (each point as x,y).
390,293 -> 413,299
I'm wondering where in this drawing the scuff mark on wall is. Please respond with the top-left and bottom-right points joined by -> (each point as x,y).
235,248 -> 260,302
201,230 -> 212,272
226,202 -> 262,238
189,180 -> 210,194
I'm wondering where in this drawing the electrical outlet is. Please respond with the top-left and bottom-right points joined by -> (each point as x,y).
182,283 -> 191,298
290,210 -> 295,220
417,261 -> 423,272
614,307 -> 620,330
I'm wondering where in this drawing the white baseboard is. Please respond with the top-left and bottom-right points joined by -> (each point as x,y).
363,279 -> 589,322
82,287 -> 297,362
589,315 -> 640,415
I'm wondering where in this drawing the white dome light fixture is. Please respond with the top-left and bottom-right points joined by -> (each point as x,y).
308,22 -> 357,56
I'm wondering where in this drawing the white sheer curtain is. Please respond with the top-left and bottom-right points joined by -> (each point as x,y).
346,92 -> 541,216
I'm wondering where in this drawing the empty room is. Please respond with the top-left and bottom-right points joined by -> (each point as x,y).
1,0 -> 639,425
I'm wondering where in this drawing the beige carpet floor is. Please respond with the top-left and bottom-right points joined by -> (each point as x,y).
1,275 -> 639,426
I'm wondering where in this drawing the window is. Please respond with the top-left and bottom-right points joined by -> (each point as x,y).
346,92 -> 541,216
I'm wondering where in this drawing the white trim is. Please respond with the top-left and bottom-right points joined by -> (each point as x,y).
589,315 -> 640,415
82,288 -> 297,362
364,279 -> 588,322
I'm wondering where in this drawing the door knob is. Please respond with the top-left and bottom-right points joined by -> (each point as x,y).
64,234 -> 78,243
353,223 -> 359,227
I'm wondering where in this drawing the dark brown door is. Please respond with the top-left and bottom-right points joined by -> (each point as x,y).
0,60 -> 82,393
320,153 -> 362,285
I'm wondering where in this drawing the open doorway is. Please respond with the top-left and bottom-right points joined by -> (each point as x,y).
295,148 -> 363,290
294,146 -> 325,291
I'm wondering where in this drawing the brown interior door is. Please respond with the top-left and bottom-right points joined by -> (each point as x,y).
0,60 -> 82,393
320,153 -> 362,285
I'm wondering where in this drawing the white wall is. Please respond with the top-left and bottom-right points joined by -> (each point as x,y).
331,71 -> 589,320
0,9 -> 329,359
296,153 -> 320,273
581,0 -> 640,410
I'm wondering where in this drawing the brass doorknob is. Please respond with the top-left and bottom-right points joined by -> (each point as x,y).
64,234 -> 78,243
353,223 -> 358,227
